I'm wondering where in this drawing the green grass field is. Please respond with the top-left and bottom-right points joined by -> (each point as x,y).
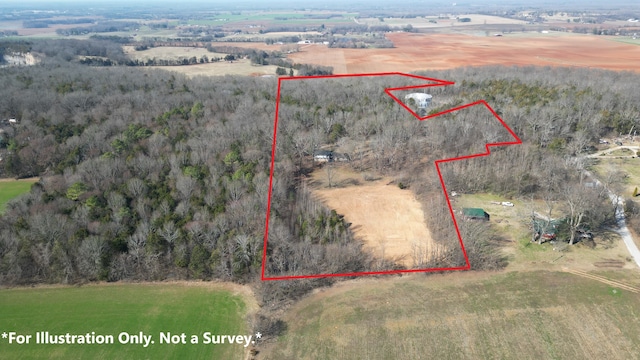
0,283 -> 250,359
264,271 -> 640,359
452,192 -> 632,271
610,37 -> 640,46
0,178 -> 37,214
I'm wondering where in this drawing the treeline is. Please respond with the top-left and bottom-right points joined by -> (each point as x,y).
262,26 -> 397,48
0,41 -> 33,56
30,39 -> 128,64
206,45 -> 333,75
0,31 -> 19,37
121,55 -> 226,67
56,22 -> 139,36
327,34 -> 394,49
23,18 -> 95,29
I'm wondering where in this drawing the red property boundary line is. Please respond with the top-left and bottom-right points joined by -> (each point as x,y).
261,72 -> 522,281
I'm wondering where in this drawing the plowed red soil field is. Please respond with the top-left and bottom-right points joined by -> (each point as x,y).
288,32 -> 640,74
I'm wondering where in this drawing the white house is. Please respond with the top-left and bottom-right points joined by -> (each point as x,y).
313,150 -> 333,162
404,93 -> 432,109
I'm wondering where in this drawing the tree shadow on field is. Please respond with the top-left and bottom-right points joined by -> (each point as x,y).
336,177 -> 361,188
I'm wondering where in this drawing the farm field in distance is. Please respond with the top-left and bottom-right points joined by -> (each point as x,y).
123,46 -> 228,62
122,46 -> 285,77
288,32 -> 640,74
262,270 -> 640,360
149,60 -> 284,77
0,282 -> 255,359
0,178 -> 38,214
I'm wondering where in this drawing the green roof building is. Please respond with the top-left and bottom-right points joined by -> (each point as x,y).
462,208 -> 490,221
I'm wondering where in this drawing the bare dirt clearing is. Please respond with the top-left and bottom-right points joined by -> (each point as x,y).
144,59 -> 282,77
122,45 -> 284,77
288,32 -> 640,73
123,46 -> 227,61
309,167 -> 438,268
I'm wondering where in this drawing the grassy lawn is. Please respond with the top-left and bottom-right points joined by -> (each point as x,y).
610,37 -> 640,46
453,192 -> 552,241
608,148 -> 635,156
452,192 -> 634,271
0,178 -> 38,214
264,270 -> 640,359
0,283 -> 251,359
590,158 -> 640,197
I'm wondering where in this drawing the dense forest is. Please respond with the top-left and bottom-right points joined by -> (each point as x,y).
0,40 -> 639,311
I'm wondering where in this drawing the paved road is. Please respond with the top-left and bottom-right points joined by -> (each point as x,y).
611,194 -> 640,268
584,170 -> 640,268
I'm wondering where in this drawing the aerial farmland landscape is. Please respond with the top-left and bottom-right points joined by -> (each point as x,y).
1,0 -> 640,359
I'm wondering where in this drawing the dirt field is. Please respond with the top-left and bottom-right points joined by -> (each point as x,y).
309,167 -> 437,267
288,32 -> 640,74
123,46 -> 227,61
144,59 -> 283,77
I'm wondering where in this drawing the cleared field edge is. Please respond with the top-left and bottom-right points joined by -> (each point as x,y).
262,270 -> 640,360
0,177 -> 39,214
0,280 -> 258,309
309,174 -> 438,268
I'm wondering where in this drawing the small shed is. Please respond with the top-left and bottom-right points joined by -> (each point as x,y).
462,208 -> 490,221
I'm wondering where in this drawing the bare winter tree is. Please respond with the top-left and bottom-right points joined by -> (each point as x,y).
325,162 -> 335,188
176,174 -> 197,202
77,236 -> 107,279
127,178 -> 147,198
562,185 -> 589,245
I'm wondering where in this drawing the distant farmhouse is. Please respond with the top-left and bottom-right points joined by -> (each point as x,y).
313,150 -> 350,163
462,208 -> 490,221
313,150 -> 333,162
